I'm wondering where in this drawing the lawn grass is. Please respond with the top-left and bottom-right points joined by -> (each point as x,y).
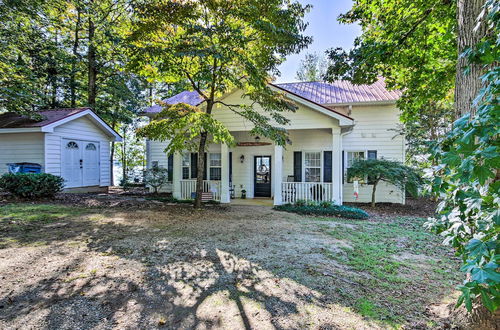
0,203 -> 90,238
313,216 -> 460,326
0,203 -> 461,328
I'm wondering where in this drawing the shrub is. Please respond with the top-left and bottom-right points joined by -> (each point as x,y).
347,159 -> 422,207
144,167 -> 170,194
0,173 -> 64,198
275,201 -> 369,220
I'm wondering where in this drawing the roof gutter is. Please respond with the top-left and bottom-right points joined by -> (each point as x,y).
0,127 -> 43,134
324,100 -> 397,107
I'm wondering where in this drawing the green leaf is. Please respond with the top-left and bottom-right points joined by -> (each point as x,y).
480,290 -> 496,313
472,166 -> 494,185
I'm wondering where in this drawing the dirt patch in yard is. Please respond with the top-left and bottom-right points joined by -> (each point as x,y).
0,202 -> 472,329
345,197 -> 438,218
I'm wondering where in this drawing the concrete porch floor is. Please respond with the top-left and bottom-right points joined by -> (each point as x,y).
230,198 -> 274,206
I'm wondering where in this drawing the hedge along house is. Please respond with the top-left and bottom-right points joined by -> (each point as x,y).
0,108 -> 121,192
143,79 -> 405,205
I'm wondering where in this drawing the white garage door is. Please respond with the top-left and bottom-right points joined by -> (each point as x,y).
62,139 -> 100,188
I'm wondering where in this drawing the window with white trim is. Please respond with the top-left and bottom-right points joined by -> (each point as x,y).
304,151 -> 321,182
209,153 -> 221,180
182,153 -> 190,179
346,151 -> 365,183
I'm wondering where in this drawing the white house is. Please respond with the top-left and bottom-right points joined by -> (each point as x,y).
143,79 -> 405,205
0,108 -> 121,191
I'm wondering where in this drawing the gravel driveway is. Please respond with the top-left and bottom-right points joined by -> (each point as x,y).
0,202 -> 463,329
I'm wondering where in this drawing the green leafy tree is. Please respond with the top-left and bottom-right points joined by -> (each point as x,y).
128,0 -> 311,208
323,0 -> 457,162
295,52 -> 328,81
425,0 -> 499,314
347,159 -> 421,207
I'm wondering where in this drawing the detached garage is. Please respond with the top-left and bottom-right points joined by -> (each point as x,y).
0,108 -> 121,191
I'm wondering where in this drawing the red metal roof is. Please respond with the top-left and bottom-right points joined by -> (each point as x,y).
142,79 -> 400,115
0,108 -> 90,128
275,79 -> 401,104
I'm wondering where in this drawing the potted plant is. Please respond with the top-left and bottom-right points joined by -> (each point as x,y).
241,189 -> 246,199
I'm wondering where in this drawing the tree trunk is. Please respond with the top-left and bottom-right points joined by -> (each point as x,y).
110,141 -> 115,186
455,0 -> 488,118
87,9 -> 97,111
194,132 -> 208,208
109,111 -> 118,186
121,127 -> 127,185
70,8 -> 81,108
371,180 -> 379,207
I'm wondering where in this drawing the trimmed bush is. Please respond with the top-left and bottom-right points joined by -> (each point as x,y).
0,173 -> 64,198
275,201 -> 369,220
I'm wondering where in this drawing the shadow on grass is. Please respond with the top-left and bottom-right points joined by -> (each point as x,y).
0,203 -> 460,328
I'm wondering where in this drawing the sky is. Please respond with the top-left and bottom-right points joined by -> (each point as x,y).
276,0 -> 361,83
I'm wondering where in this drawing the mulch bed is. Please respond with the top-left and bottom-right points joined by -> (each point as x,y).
345,197 -> 438,218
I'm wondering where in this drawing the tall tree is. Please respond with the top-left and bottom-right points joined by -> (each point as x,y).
128,0 -> 311,208
455,0 -> 490,117
324,0 -> 456,161
324,0 -> 498,315
295,52 -> 327,81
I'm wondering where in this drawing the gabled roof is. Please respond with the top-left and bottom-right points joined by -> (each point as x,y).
0,108 -> 122,141
141,78 -> 400,125
0,108 -> 88,128
275,79 -> 401,105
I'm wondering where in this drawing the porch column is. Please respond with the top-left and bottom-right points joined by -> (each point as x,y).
273,144 -> 283,205
172,152 -> 182,199
220,144 -> 230,204
331,127 -> 342,204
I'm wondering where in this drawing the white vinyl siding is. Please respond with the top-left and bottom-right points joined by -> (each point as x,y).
211,90 -> 340,130
0,133 -> 45,175
340,104 -> 405,203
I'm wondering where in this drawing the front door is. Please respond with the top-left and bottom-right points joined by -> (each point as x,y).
62,139 -> 100,188
254,156 -> 271,197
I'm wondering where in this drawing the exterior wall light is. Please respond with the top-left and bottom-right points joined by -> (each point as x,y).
255,136 -> 260,143
240,155 -> 245,163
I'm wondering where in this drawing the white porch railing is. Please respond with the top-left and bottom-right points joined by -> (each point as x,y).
281,182 -> 334,204
180,180 -> 221,201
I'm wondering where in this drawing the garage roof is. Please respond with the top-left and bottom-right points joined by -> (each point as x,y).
0,108 -> 122,141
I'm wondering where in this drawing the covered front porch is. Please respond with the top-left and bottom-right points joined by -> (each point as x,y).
171,129 -> 343,205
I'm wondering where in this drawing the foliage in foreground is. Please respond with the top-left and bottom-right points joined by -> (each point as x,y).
0,173 -> 64,198
347,159 -> 422,207
275,200 -> 369,220
425,0 -> 500,313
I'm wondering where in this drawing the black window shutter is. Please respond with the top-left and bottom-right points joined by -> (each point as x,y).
367,150 -> 377,184
293,151 -> 302,182
368,150 -> 377,159
229,152 -> 233,183
190,153 -> 198,178
342,151 -> 345,184
203,152 -> 207,180
167,154 -> 173,181
323,151 -> 332,183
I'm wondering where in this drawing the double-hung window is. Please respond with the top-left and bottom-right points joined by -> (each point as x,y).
346,151 -> 365,183
209,153 -> 221,180
304,151 -> 321,182
182,153 -> 190,179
